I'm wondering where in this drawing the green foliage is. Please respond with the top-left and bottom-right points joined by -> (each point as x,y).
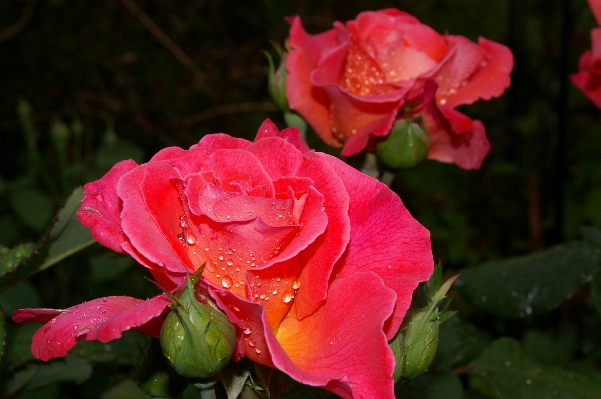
0,187 -> 94,292
4,354 -> 92,396
470,338 -> 601,399
455,241 -> 601,318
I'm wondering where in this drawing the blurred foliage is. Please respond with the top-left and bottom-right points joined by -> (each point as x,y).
0,0 -> 600,398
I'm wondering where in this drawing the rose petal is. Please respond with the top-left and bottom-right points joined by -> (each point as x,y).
212,272 -> 397,399
286,16 -> 340,147
422,103 -> 491,170
119,162 -> 194,277
317,153 -> 433,338
13,295 -> 170,361
435,36 -> 513,108
77,160 -> 138,253
571,28 -> 601,109
274,273 -> 397,399
254,119 -> 310,154
589,0 -> 601,26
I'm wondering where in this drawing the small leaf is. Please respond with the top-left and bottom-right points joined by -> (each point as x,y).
455,241 -> 601,318
427,263 -> 444,295
221,359 -> 253,399
41,186 -> 94,270
469,337 -> 601,399
0,187 -> 95,292
0,243 -> 36,277
4,354 -> 92,395
100,378 -> 152,399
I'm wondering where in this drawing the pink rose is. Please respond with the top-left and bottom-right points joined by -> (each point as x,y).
571,0 -> 601,109
286,8 -> 513,169
14,120 -> 433,399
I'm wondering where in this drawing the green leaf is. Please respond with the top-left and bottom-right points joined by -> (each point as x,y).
582,226 -> 601,248
425,370 -> 463,399
2,323 -> 38,369
395,371 -> 464,399
455,242 -> 601,318
10,188 -> 54,232
0,243 -> 37,278
427,263 -> 444,295
436,316 -> 489,369
469,337 -> 601,399
40,186 -> 94,270
4,354 -> 92,395
0,187 -> 95,292
522,326 -> 577,364
221,359 -> 252,399
100,379 -> 152,399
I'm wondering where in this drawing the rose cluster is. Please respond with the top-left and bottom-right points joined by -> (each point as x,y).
13,120 -> 433,399
285,8 -> 513,169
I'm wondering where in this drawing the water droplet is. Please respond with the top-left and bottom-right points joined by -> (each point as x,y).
255,348 -> 262,354
226,259 -> 234,267
526,379 -> 531,385
102,298 -> 107,302
185,232 -> 197,245
292,280 -> 301,290
204,247 -> 210,252
221,275 -> 233,288
243,326 -> 252,335
218,255 -> 224,261
283,292 -> 293,303
248,338 -> 256,347
272,290 -> 278,295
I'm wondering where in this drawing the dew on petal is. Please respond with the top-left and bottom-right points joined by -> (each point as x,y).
292,280 -> 301,290
221,275 -> 233,289
283,291 -> 293,303
185,232 -> 197,245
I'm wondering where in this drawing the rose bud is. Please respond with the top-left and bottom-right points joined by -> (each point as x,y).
376,119 -> 430,169
395,306 -> 440,379
136,339 -> 188,398
265,44 -> 289,111
160,278 -> 236,380
391,274 -> 459,381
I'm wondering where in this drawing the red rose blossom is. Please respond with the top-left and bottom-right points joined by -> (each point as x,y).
13,120 -> 433,399
571,0 -> 601,109
285,8 -> 513,169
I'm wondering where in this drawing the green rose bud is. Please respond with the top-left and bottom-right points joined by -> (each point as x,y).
397,307 -> 440,379
376,119 -> 430,169
160,277 -> 236,380
391,272 -> 459,381
265,44 -> 289,111
136,339 -> 188,398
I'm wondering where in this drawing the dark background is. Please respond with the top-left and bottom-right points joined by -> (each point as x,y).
0,0 -> 600,398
